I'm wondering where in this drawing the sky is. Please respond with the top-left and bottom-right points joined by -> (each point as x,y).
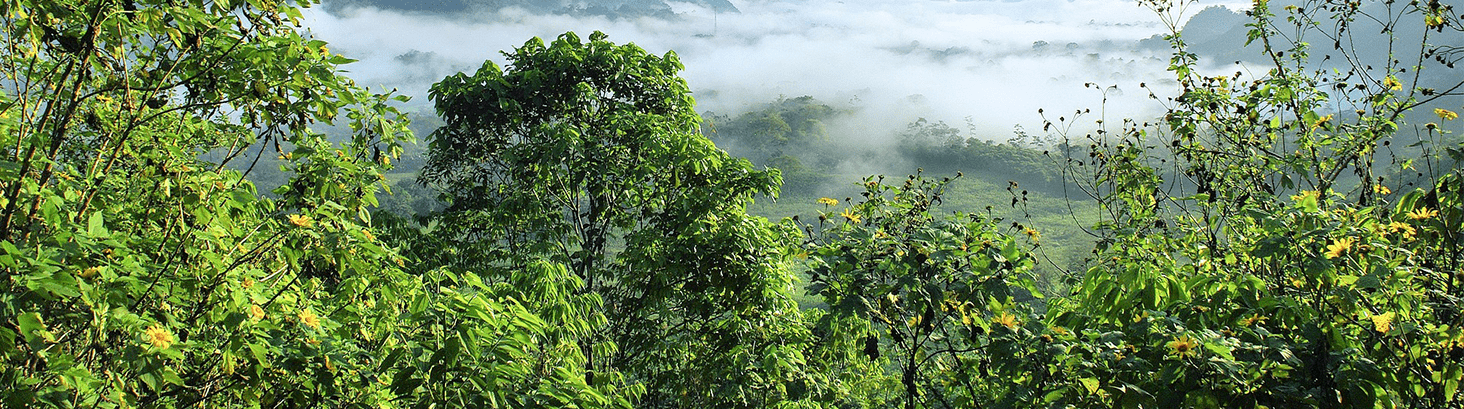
302,0 -> 1251,139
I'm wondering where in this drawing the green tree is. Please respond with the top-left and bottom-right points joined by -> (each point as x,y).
1041,0 -> 1464,406
421,31 -> 812,407
801,173 -> 1051,408
0,1 -> 615,407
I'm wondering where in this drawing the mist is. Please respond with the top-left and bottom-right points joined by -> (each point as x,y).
302,0 -> 1255,140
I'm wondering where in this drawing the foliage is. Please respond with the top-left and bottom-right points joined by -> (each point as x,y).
420,31 -> 812,408
897,118 -> 1064,192
1041,0 -> 1464,406
0,1 -> 612,407
4,0 -> 1462,407
801,172 -> 1050,408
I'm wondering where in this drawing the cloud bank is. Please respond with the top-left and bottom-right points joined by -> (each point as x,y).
303,0 -> 1247,139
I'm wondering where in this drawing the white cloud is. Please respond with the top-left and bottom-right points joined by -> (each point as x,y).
303,0 -> 1238,138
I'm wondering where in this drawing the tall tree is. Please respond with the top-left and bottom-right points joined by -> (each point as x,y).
422,31 -> 813,407
0,1 -> 618,408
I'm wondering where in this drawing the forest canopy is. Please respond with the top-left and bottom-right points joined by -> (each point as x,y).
2,0 -> 1463,408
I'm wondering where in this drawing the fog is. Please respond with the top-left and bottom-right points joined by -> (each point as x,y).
303,0 -> 1249,139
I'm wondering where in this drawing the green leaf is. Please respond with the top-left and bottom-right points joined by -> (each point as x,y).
1080,377 -> 1101,395
87,211 -> 104,236
389,366 -> 421,395
17,313 -> 50,344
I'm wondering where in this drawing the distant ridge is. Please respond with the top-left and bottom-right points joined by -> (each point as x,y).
322,0 -> 739,18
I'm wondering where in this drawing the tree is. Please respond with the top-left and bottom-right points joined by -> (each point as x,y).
801,173 -> 1050,408
1041,0 -> 1464,406
421,31 -> 811,407
0,1 -> 613,407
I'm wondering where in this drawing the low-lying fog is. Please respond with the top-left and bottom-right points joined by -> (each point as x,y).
304,0 -> 1251,139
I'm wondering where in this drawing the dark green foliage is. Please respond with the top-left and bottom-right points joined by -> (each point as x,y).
897,119 -> 1064,192
420,31 -> 812,407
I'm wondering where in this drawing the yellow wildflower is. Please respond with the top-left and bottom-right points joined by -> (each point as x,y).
994,312 -> 1019,329
1051,326 -> 1070,336
1384,76 -> 1402,91
241,278 -> 254,289
1241,314 -> 1268,326
362,229 -> 376,242
1168,335 -> 1200,358
1023,228 -> 1041,241
1324,237 -> 1354,259
1371,311 -> 1395,334
1407,207 -> 1439,220
817,197 -> 839,206
1388,222 -> 1417,239
298,309 -> 321,329
249,304 -> 266,322
840,207 -> 861,224
144,324 -> 174,349
1438,108 -> 1459,121
1373,185 -> 1391,195
287,214 -> 314,228
1311,114 -> 1334,130
1290,190 -> 1319,202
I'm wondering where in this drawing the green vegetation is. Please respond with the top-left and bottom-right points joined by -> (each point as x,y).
3,0 -> 1462,408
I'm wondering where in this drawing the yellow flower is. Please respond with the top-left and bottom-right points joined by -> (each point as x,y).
1023,228 -> 1041,240
839,207 -> 861,224
1324,237 -> 1354,259
994,312 -> 1019,329
298,309 -> 321,329
249,304 -> 266,322
1050,326 -> 1070,336
1311,114 -> 1334,130
817,197 -> 839,206
144,324 -> 174,349
1388,222 -> 1417,239
1373,185 -> 1391,195
1384,76 -> 1402,91
1241,314 -> 1268,327
1407,207 -> 1439,220
1438,108 -> 1459,121
1371,311 -> 1395,334
1290,190 -> 1319,202
362,229 -> 376,242
287,214 -> 314,228
1168,335 -> 1200,358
